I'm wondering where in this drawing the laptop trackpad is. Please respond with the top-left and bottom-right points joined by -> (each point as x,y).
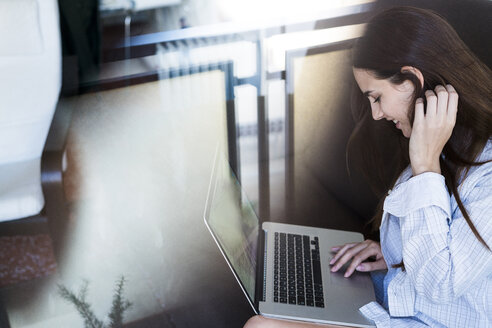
329,266 -> 371,288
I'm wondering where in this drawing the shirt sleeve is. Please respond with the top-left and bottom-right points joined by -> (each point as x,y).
359,301 -> 434,328
383,169 -> 492,304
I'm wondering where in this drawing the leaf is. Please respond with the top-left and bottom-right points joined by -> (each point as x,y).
58,276 -> 132,328
58,283 -> 105,328
108,276 -> 133,328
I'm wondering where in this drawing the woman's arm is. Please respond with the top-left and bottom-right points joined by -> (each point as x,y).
385,166 -> 492,303
395,83 -> 492,302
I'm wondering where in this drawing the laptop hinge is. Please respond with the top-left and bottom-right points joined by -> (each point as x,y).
254,227 -> 266,309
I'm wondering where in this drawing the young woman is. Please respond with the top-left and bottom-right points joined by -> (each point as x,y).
244,6 -> 492,328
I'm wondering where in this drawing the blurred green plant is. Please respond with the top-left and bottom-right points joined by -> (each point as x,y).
58,276 -> 132,328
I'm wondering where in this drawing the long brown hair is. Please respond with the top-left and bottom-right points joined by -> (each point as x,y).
347,7 -> 492,268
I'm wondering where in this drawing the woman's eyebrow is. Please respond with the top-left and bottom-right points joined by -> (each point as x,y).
363,90 -> 374,97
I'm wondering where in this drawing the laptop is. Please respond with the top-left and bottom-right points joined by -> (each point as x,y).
203,147 -> 376,327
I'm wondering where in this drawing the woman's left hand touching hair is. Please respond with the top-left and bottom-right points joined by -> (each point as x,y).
409,84 -> 458,176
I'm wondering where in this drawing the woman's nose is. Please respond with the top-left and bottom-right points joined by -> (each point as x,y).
371,106 -> 384,120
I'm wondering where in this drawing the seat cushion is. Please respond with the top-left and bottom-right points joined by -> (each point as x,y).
0,158 -> 44,222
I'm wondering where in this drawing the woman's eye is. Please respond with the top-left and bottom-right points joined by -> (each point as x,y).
373,96 -> 381,103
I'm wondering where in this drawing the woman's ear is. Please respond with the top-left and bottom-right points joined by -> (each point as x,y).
401,66 -> 424,88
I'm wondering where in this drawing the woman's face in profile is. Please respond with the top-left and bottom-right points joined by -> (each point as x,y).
353,68 -> 415,138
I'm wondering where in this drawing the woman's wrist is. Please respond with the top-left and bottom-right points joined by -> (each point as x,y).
411,160 -> 441,176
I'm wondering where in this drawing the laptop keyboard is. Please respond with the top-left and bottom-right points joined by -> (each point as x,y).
273,232 -> 324,308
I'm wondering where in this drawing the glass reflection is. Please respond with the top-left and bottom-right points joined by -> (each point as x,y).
1,0 -> 378,326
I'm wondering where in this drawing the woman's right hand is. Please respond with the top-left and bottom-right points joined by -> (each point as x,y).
329,240 -> 387,278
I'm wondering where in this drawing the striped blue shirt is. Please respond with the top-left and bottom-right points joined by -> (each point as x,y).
360,140 -> 492,327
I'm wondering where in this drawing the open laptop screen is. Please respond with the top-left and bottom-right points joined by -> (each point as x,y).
204,150 -> 259,304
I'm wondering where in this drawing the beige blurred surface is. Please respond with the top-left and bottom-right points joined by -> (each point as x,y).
2,71 -> 253,327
